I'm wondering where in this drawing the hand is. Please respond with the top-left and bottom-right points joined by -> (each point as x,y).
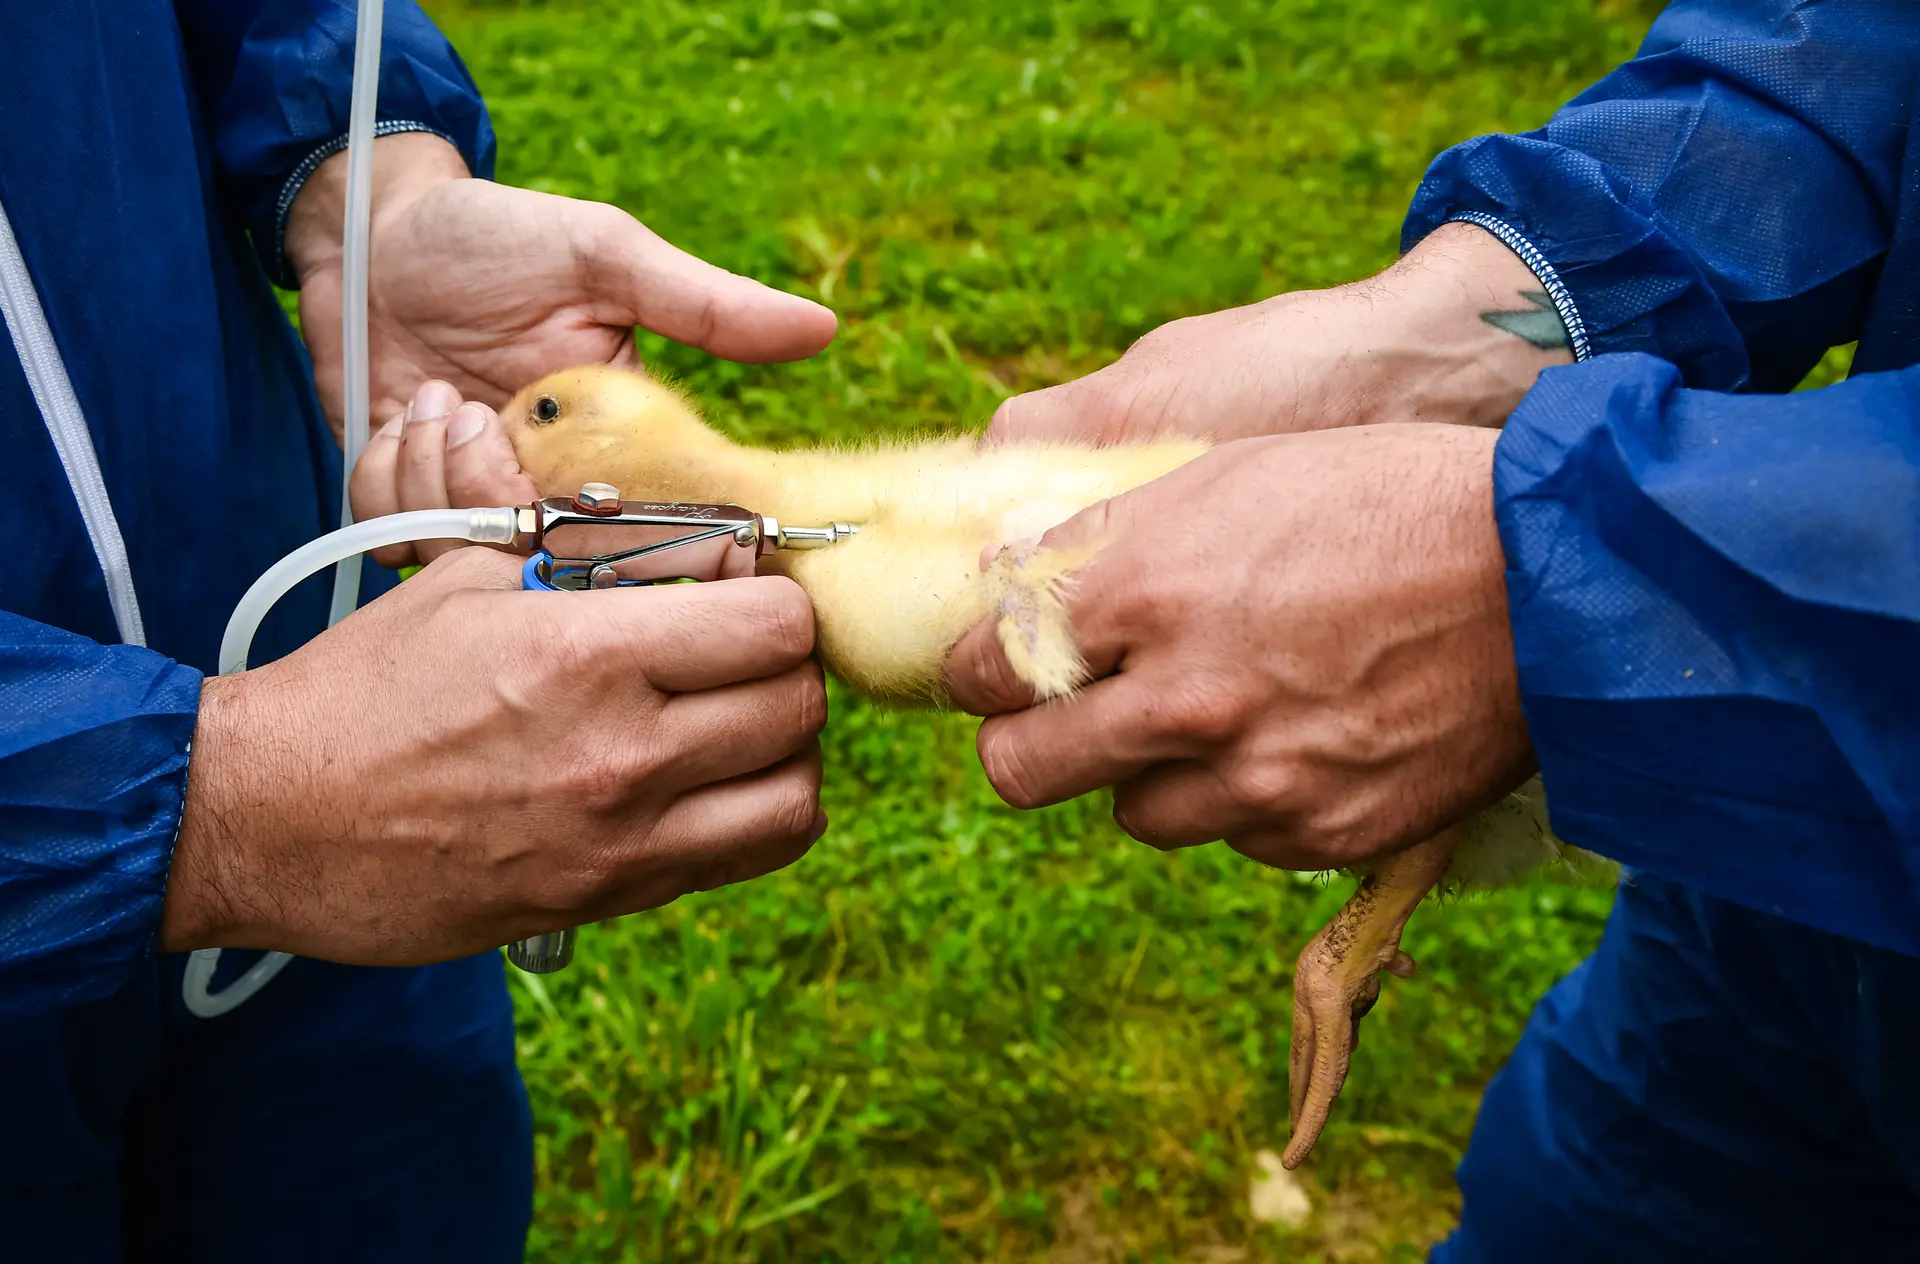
346,378 -> 535,570
943,424 -> 1533,872
160,548 -> 827,964
345,377 -> 772,577
284,133 -> 836,442
985,222 -> 1572,448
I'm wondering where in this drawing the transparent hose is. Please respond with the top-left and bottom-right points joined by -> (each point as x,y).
182,947 -> 291,1020
188,0 -> 406,1021
325,0 -> 388,629
221,507 -> 518,674
185,504 -> 520,1020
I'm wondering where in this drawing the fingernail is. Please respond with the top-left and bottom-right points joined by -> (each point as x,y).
447,403 -> 489,449
377,414 -> 404,438
406,380 -> 461,425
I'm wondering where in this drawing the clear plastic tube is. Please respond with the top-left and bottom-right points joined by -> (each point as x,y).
188,0 -> 411,1022
182,946 -> 291,1019
185,504 -> 521,1019
325,0 -> 387,629
221,507 -> 518,675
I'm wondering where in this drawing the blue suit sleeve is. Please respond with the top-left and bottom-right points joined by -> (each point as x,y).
1497,353 -> 1920,955
0,614 -> 203,1019
177,0 -> 498,288
1403,1 -> 1919,393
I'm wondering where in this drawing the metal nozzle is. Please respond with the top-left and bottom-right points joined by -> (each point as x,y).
506,929 -> 575,973
760,518 -> 860,551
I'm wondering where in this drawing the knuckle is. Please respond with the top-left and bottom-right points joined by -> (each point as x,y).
979,727 -> 1044,810
980,637 -> 1034,711
1302,795 -> 1395,867
1165,680 -> 1246,745
556,847 -> 626,912
568,739 -> 647,813
763,773 -> 820,843
1047,495 -> 1113,551
538,609 -> 629,697
1110,797 -> 1175,851
516,827 -> 629,917
692,287 -> 723,349
1012,375 -> 1098,431
1133,556 -> 1193,608
710,829 -> 815,892
950,623 -> 1032,716
542,609 -> 599,680
985,396 -> 1021,439
791,666 -> 829,736
1121,316 -> 1196,370
1123,323 -> 1170,358
1073,373 -> 1126,422
759,828 -> 820,873
1220,757 -> 1299,820
747,578 -> 816,660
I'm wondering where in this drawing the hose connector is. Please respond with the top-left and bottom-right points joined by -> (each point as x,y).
466,505 -> 521,545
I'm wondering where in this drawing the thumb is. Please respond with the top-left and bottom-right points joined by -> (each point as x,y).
983,486 -> 1126,576
944,494 -> 1132,716
444,401 -> 540,509
585,203 -> 838,364
984,375 -> 1117,447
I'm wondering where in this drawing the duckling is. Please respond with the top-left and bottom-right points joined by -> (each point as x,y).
500,364 -> 1205,703
496,363 -> 1595,1169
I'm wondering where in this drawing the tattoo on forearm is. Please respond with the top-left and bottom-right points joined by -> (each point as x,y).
1480,291 -> 1570,352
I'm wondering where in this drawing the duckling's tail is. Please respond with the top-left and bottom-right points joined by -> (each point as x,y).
981,538 -> 1105,700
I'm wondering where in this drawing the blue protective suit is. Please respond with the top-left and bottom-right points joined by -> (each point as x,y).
0,3 -> 530,1260
1402,2 -> 1920,1258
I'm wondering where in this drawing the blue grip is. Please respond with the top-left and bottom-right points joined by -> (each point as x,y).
522,552 -> 558,591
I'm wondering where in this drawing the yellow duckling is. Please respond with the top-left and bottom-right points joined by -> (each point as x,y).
500,364 -> 1205,704
496,363 -> 1592,1169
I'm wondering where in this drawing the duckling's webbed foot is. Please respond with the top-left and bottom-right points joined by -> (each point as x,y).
1283,829 -> 1460,1170
984,540 -> 1101,700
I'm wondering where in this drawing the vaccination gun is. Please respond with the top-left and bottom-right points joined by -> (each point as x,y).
505,483 -> 857,972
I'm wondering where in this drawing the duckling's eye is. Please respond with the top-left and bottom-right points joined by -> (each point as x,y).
532,395 -> 561,424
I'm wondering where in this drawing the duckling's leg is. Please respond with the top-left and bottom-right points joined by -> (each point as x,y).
983,540 -> 1104,700
1283,828 -> 1460,1169
979,538 -> 1457,1167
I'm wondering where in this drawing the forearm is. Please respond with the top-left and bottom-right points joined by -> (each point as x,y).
983,218 -> 1577,448
162,674 -> 287,955
1338,220 -> 1575,430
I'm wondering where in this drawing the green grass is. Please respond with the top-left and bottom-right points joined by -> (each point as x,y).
413,1 -> 1671,1258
